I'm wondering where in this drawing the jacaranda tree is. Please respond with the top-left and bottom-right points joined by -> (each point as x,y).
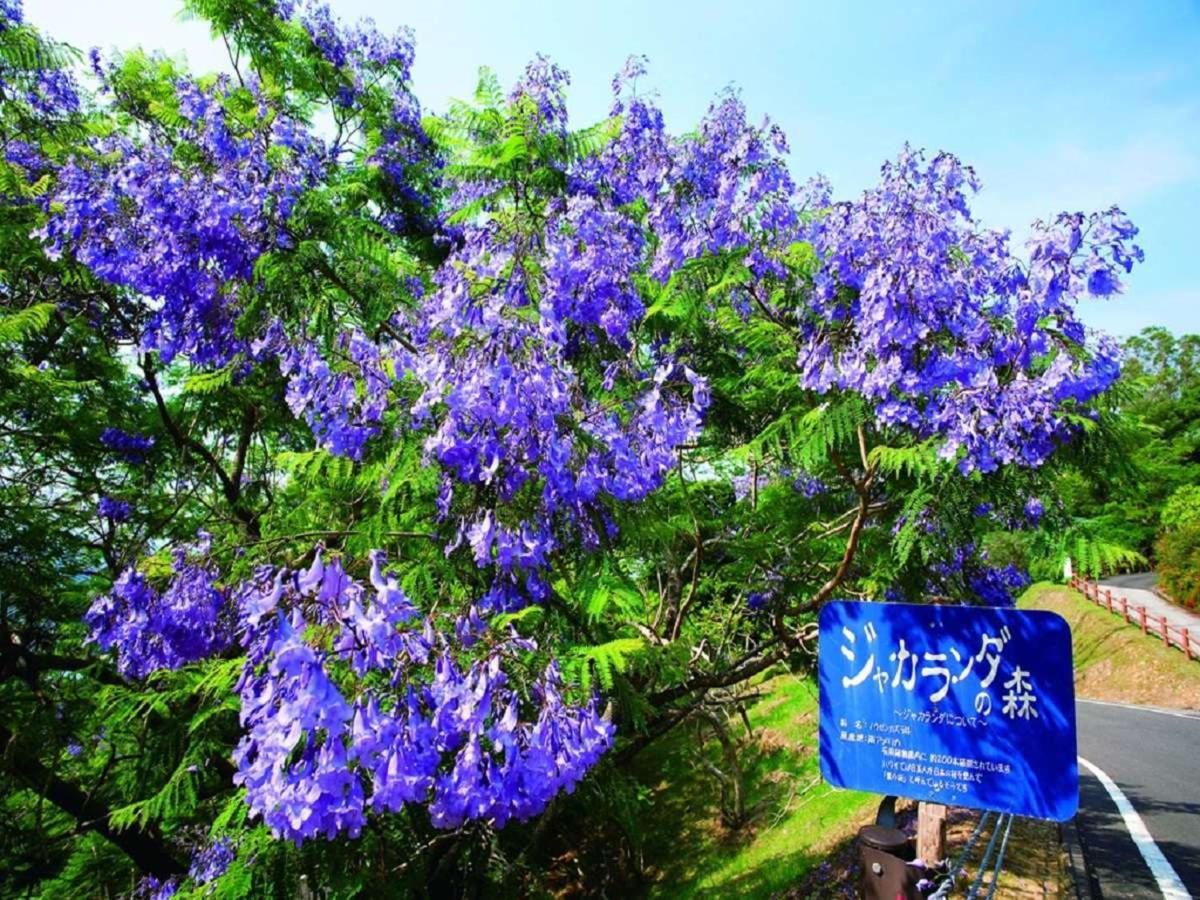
0,0 -> 1142,894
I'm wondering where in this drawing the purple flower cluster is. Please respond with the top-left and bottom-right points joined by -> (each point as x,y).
509,54 -> 572,134
745,592 -> 770,613
84,546 -> 230,680
296,1 -> 414,78
969,563 -> 1031,608
920,542 -> 1031,608
797,147 -> 1141,473
99,428 -> 155,464
284,0 -> 436,227
231,549 -> 613,843
575,63 -> 798,284
1,4 -> 82,123
280,331 -> 390,460
1024,497 -> 1045,525
132,876 -> 178,900
25,69 -> 79,116
97,495 -> 131,522
39,77 -> 326,366
399,219 -> 708,609
0,0 -> 22,29
187,837 -> 236,885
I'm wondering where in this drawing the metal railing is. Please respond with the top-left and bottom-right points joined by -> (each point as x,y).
1067,576 -> 1199,661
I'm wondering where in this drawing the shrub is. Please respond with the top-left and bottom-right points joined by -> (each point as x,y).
1155,523 -> 1200,609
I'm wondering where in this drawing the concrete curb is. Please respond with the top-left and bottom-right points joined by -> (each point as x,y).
1061,816 -> 1101,900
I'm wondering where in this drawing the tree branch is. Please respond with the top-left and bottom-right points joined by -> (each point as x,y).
0,726 -> 184,878
648,642 -> 784,707
141,358 -> 260,537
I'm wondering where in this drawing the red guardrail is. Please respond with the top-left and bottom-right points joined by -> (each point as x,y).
1067,576 -> 1199,661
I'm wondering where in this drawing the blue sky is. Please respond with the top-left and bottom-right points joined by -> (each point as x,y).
25,0 -> 1200,337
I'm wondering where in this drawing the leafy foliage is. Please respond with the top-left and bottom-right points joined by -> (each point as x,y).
0,0 -> 1149,896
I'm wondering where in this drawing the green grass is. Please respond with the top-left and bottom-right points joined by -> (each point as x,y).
634,670 -> 875,898
1019,581 -> 1200,709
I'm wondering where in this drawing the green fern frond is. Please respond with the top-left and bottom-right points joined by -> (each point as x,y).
566,637 -> 646,693
0,302 -> 56,342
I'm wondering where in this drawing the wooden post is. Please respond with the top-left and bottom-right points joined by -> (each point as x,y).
917,801 -> 947,864
1105,589 -> 1113,613
1120,596 -> 1129,623
1139,606 -> 1148,634
1184,628 -> 1193,662
1161,616 -> 1171,648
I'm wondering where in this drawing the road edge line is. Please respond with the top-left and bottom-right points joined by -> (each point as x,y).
1077,698 -> 1200,721
1077,755 -> 1190,899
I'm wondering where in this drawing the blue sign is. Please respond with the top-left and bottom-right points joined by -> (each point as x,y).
818,600 -> 1078,821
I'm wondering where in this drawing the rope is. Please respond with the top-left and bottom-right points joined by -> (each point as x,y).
980,815 -> 1015,900
962,813 -> 1008,898
927,811 -> 993,900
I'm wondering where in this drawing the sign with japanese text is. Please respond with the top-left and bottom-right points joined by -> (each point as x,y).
818,600 -> 1078,821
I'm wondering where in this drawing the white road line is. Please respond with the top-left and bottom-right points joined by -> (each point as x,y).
1078,698 -> 1200,721
1077,756 -> 1190,899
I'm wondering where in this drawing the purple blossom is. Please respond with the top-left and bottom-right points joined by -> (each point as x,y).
796,147 -> 1140,474
99,428 -> 155,464
1024,497 -> 1045,524
188,837 -> 236,885
97,496 -> 130,522
133,876 -> 179,900
913,542 -> 1031,607
40,77 -> 327,367
0,0 -> 22,28
84,547 -> 230,679
280,333 -> 388,461
230,548 -> 614,844
26,69 -> 79,116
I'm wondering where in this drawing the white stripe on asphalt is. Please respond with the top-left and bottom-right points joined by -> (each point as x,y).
1077,756 -> 1190,899
1078,698 -> 1200,721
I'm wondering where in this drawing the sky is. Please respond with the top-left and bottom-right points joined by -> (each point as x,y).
24,0 -> 1200,338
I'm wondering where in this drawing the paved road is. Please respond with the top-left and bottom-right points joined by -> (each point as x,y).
1100,573 -> 1200,631
1074,698 -> 1200,898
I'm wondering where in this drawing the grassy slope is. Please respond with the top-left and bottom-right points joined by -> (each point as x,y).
635,672 -> 876,898
1019,582 -> 1200,710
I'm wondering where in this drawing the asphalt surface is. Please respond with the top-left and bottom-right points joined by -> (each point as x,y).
1074,699 -> 1200,898
1102,574 -> 1161,592
1099,573 -> 1200,638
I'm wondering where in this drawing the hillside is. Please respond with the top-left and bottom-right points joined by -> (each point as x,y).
1019,582 -> 1200,710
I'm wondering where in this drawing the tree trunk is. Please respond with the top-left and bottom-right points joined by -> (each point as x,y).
916,801 -> 947,864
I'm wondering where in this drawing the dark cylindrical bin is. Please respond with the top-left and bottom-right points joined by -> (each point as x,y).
858,825 -> 919,900
860,825 -> 912,858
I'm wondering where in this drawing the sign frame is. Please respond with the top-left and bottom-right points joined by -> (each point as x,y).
818,600 -> 1079,822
